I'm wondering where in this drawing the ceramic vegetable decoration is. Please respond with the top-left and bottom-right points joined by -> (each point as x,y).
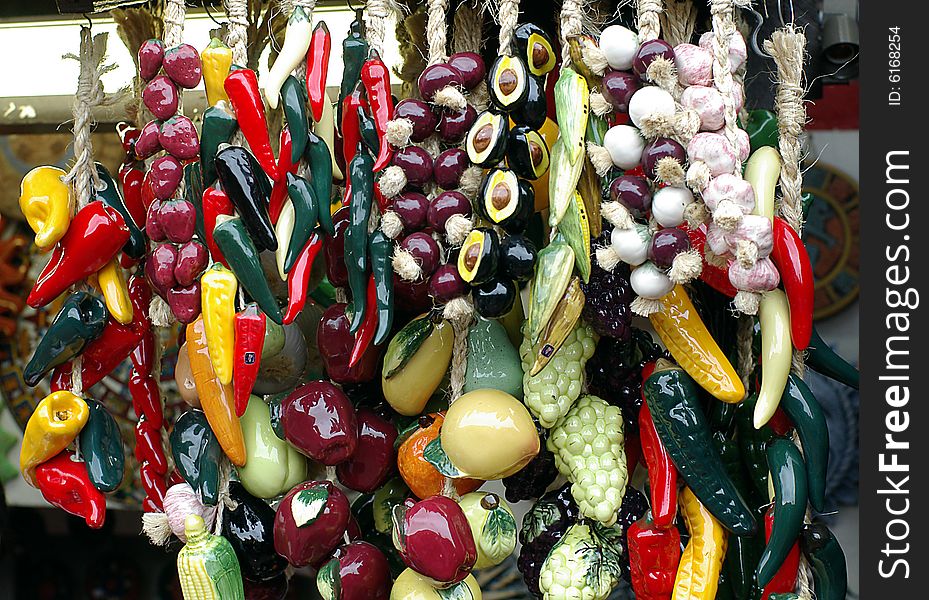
15,0 -> 852,599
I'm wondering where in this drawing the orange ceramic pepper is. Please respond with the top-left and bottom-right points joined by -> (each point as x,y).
20,390 -> 90,486
186,317 -> 246,466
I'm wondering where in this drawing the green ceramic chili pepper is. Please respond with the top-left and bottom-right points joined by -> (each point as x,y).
24,291 -> 108,387
799,523 -> 847,600
806,326 -> 859,390
266,393 -> 287,441
284,173 -> 319,272
745,109 -> 779,153
94,163 -> 146,259
345,143 -> 374,333
337,17 -> 369,135
737,394 -> 778,502
643,361 -> 757,536
200,103 -> 239,187
769,594 -> 800,600
757,437 -> 808,587
170,409 -> 223,506
369,230 -> 393,345
78,398 -> 125,493
305,130 -> 335,236
357,105 -> 380,156
281,75 -> 309,163
185,162 -> 206,240
213,215 -> 283,324
779,374 -> 829,512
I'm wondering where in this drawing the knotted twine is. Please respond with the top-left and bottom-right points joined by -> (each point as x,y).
224,0 -> 250,67
61,27 -> 116,395
493,0 -> 520,56
637,0 -> 663,42
560,0 -> 584,65
365,0 -> 395,58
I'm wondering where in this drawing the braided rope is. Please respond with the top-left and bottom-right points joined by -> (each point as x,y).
224,0 -> 250,67
365,0 -> 395,57
427,0 -> 450,64
637,0 -> 663,42
709,0 -> 747,170
163,0 -> 186,47
560,0 -> 584,65
496,0 -> 520,55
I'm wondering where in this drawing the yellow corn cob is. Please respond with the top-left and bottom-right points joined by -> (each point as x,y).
650,285 -> 745,403
96,258 -> 133,324
673,487 -> 728,600
201,264 -> 238,386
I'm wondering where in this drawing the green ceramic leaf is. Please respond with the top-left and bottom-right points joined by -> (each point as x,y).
548,137 -> 586,227
422,437 -> 463,478
373,478 -> 410,534
586,113 -> 608,147
292,485 -> 329,528
390,502 -> 409,555
479,507 -> 518,567
521,497 -> 563,544
554,67 -> 589,164
383,314 -> 435,379
559,192 -> 592,283
528,236 -> 576,343
437,580 -> 475,600
316,558 -> 342,600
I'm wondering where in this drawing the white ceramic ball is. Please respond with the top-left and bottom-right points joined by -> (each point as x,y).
651,186 -> 694,227
631,261 -> 674,299
603,125 -> 645,169
629,86 -> 676,129
611,225 -> 650,266
599,25 -> 639,70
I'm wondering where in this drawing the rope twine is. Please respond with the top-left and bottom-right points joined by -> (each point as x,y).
163,0 -> 186,47
659,0 -> 697,47
636,0 -> 663,42
212,458 -> 238,535
767,27 -> 808,382
365,0 -> 394,57
495,0 -> 520,56
224,0 -> 250,67
709,0 -> 748,171
426,0 -> 449,64
560,0 -> 585,65
444,296 -> 474,403
453,0 -> 484,54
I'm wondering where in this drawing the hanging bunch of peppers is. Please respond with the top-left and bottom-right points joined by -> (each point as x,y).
14,1 -> 858,599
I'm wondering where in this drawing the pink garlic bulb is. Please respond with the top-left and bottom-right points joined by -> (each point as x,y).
728,256 -> 781,292
723,214 -> 775,259
681,86 -> 726,131
687,132 -> 738,176
674,43 -> 714,86
702,173 -> 756,213
699,31 -> 748,73
164,483 -> 218,542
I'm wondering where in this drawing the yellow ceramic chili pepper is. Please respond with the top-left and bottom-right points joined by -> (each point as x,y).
19,165 -> 72,251
202,38 -> 233,106
650,285 -> 745,403
187,317 -> 246,466
672,486 -> 728,600
754,289 -> 792,428
96,258 -> 133,324
201,264 -> 238,385
20,390 -> 89,486
745,146 -> 781,221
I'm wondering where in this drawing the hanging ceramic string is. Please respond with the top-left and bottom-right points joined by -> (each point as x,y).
61,27 -> 115,396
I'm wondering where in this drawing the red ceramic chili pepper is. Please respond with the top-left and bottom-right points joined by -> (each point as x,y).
129,368 -> 164,430
761,507 -> 800,599
639,394 -> 678,529
360,51 -> 394,171
770,216 -> 814,351
233,303 -> 266,416
135,415 -> 169,475
27,202 -> 130,308
269,127 -> 300,225
139,460 -> 167,510
203,188 -> 235,268
627,515 -> 681,600
373,180 -> 389,213
224,68 -> 279,180
119,166 -> 146,228
306,22 -> 332,122
130,330 -> 156,378
283,233 -> 323,324
341,82 -> 367,186
683,224 -> 738,298
35,450 -> 106,529
142,497 -> 161,513
349,275 -> 379,367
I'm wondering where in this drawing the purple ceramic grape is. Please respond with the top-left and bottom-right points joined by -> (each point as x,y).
159,115 -> 200,160
641,137 -> 686,180
392,146 -> 434,188
609,175 -> 652,216
391,192 -> 430,232
417,63 -> 463,101
601,70 -> 640,113
138,39 -> 165,82
633,39 -> 675,80
163,43 -> 203,89
433,148 -> 469,190
438,105 -> 478,144
394,100 -> 439,143
135,120 -> 162,159
427,191 -> 471,232
401,232 -> 441,276
147,155 -> 183,200
429,264 -> 469,302
448,52 -> 487,90
648,228 -> 690,268
142,75 -> 179,121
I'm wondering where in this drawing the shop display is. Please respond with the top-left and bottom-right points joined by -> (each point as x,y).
11,0 -> 857,599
